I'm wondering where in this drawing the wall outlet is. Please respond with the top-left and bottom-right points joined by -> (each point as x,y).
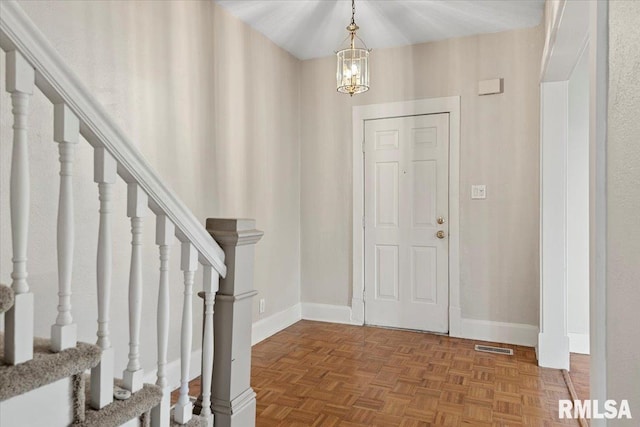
471,185 -> 487,199
259,299 -> 266,314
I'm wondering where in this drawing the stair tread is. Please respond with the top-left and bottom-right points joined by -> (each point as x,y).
0,334 -> 101,401
170,415 -> 206,427
75,379 -> 162,427
0,285 -> 14,314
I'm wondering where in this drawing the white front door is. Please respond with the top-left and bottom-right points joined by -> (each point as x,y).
364,113 -> 449,333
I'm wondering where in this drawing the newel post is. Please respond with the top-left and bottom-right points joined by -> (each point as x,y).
206,219 -> 263,427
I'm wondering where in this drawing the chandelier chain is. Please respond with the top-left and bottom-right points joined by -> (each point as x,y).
351,0 -> 356,25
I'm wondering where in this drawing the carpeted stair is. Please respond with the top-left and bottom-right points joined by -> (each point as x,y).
170,415 -> 206,427
1,332 -> 164,426
76,377 -> 162,427
0,334 -> 101,402
0,284 -> 14,314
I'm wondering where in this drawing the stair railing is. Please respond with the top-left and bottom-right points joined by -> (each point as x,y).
0,1 -> 234,425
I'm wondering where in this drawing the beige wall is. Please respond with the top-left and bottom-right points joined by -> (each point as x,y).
300,26 -> 544,326
607,0 -> 640,420
0,0 -> 300,376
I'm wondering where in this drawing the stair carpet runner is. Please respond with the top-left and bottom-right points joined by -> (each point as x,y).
1,284 -> 203,426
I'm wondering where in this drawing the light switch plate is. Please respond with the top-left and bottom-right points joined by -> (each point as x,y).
471,185 -> 486,199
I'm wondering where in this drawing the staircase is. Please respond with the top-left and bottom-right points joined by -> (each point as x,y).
0,1 -> 262,426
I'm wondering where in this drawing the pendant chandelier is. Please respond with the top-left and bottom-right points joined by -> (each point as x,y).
336,0 -> 370,96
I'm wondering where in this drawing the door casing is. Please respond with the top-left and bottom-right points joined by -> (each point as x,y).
352,97 -> 461,336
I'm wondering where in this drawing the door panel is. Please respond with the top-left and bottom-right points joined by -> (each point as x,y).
375,245 -> 399,300
364,113 -> 449,333
411,246 -> 437,303
375,162 -> 399,227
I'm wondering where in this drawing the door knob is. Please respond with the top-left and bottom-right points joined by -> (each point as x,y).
437,216 -> 445,224
436,230 -> 446,239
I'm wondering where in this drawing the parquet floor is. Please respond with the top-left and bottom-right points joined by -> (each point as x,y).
177,320 -> 581,426
569,353 -> 590,403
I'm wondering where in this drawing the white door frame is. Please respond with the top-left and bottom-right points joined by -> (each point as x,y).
539,0 -> 590,370
351,97 -> 461,336
539,2 -> 608,415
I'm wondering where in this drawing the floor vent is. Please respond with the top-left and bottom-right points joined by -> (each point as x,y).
474,345 -> 513,355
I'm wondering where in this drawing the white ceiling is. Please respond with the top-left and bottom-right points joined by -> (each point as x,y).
214,0 -> 545,60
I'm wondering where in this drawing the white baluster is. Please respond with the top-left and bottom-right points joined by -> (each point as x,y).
4,50 -> 35,365
201,265 -> 218,427
90,147 -> 117,409
151,215 -> 174,427
123,183 -> 148,392
174,242 -> 198,424
51,104 -> 79,352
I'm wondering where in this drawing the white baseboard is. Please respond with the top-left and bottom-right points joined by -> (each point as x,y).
569,332 -> 590,354
301,303 -> 361,325
251,304 -> 302,346
299,303 -> 537,348
143,349 -> 202,391
538,332 -> 570,369
455,317 -> 539,347
248,302 -> 539,351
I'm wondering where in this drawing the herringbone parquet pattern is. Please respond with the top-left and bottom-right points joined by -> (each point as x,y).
251,321 -> 578,426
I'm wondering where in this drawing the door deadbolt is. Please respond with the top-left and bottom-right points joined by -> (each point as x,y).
436,230 -> 446,239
